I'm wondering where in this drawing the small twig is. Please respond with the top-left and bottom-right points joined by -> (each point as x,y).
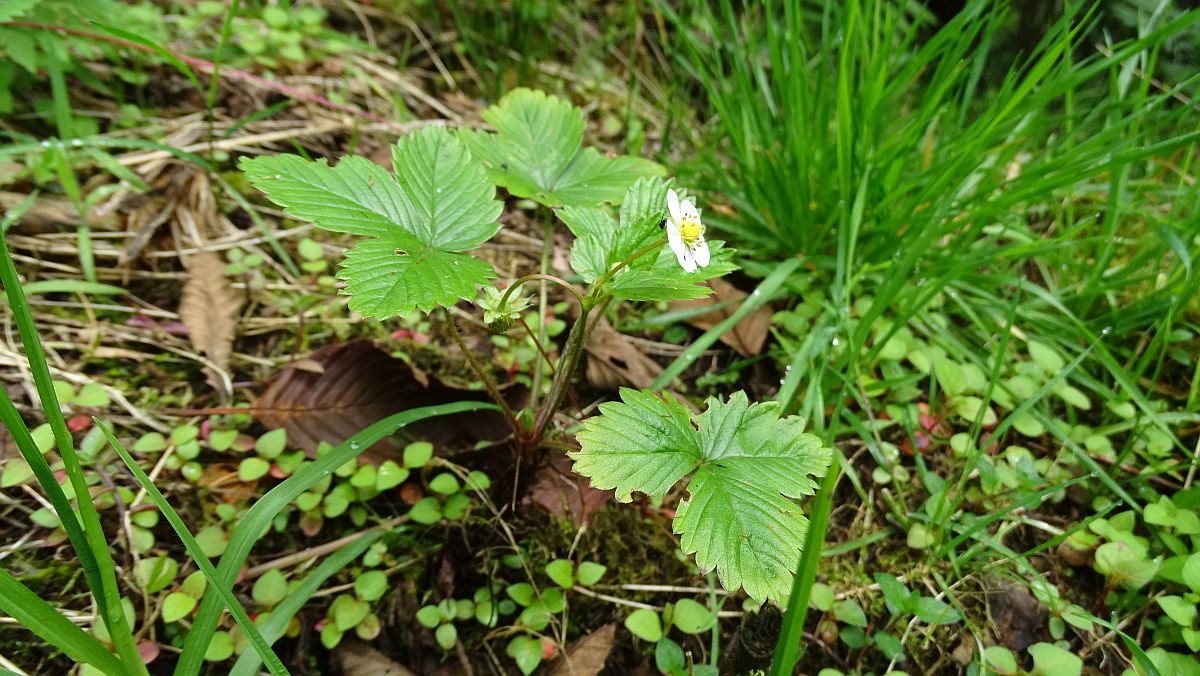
614,584 -> 728,595
243,517 -> 405,580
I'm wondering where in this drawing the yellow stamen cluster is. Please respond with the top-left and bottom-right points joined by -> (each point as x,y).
678,219 -> 704,247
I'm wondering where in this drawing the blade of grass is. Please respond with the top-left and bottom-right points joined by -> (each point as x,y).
97,422 -> 288,675
769,452 -> 842,675
0,568 -> 125,675
648,257 -> 801,391
91,22 -> 202,92
175,400 -> 498,676
228,529 -> 385,676
21,280 -> 126,295
0,223 -> 145,673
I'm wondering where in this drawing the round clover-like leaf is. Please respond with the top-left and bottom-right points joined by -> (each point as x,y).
162,592 -> 197,623
624,608 -> 663,642
435,623 -> 458,651
354,570 -> 389,602
506,635 -> 544,676
672,598 -> 715,634
545,559 -> 575,589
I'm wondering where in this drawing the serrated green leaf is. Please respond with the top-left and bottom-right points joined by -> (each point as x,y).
0,0 -> 40,23
241,153 -> 414,239
243,126 -> 502,319
559,206 -> 614,283
573,390 -> 830,604
462,88 -> 662,208
608,269 -> 714,301
572,389 -> 701,501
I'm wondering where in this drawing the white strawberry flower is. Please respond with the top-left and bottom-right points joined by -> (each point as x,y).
665,188 -> 710,273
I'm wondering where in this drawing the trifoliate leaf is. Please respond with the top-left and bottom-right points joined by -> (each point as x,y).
571,390 -> 831,604
242,126 -> 502,319
462,88 -> 663,208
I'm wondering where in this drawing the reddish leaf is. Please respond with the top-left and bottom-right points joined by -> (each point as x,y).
66,415 -> 92,432
251,341 -> 511,462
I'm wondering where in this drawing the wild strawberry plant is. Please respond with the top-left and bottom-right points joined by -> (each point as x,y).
241,88 -> 831,624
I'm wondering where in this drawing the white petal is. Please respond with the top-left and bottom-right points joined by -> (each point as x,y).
677,246 -> 697,273
691,237 -> 710,268
666,219 -> 683,250
680,198 -> 700,220
667,189 -> 682,222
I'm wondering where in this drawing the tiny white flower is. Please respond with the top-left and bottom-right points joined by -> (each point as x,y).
665,188 -> 710,273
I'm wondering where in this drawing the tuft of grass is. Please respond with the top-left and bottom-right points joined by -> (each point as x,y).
665,0 -> 1200,671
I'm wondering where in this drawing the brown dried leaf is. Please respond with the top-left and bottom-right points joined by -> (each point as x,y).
333,638 -> 416,676
669,277 -> 771,357
252,341 -> 510,462
585,317 -> 662,390
179,251 -> 242,371
987,583 -> 1045,651
547,624 -> 615,676
526,453 -> 611,528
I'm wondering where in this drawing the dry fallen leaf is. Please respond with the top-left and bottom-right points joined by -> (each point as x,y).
548,624 -> 615,676
526,453 -> 611,528
669,277 -> 771,357
179,251 -> 243,371
252,341 -> 512,462
585,317 -> 662,390
332,638 -> 416,676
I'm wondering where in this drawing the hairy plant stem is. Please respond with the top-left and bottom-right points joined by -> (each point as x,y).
498,272 -> 587,308
440,308 -> 521,439
531,220 -> 554,413
530,237 -> 665,442
533,302 -> 592,441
